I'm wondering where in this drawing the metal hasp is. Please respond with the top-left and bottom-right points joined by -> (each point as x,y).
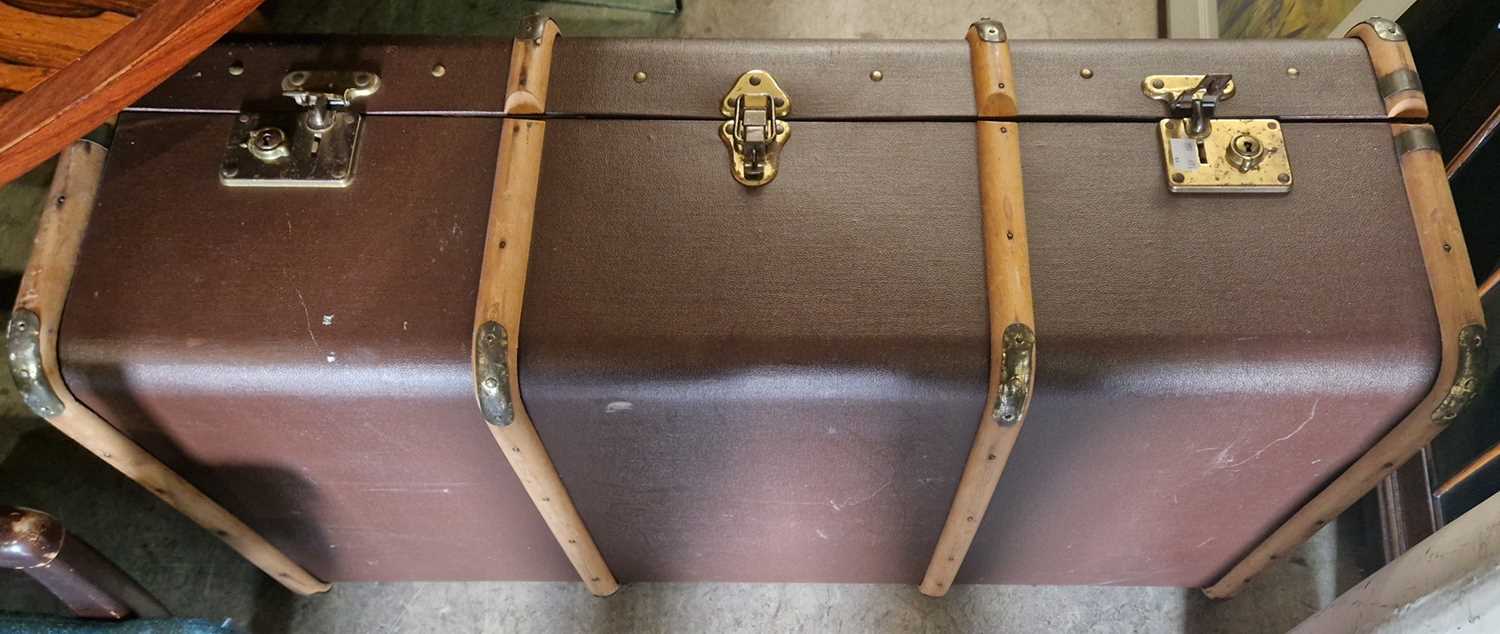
1144,74 -> 1292,194
6,310 -> 63,417
473,321 -> 514,427
720,70 -> 791,187
1434,324 -> 1486,422
221,71 -> 381,188
992,323 -> 1034,426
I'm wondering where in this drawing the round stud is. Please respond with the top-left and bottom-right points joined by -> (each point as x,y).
869,70 -> 883,82
228,60 -> 244,76
1151,78 -> 1165,89
431,63 -> 447,78
748,75 -> 762,86
633,71 -> 647,83
354,72 -> 373,88
1171,172 -> 1186,183
1277,173 -> 1291,183
1079,68 -> 1094,79
1286,67 -> 1300,78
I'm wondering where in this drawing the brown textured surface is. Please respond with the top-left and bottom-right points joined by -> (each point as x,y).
60,114 -> 575,582
61,106 -> 1437,583
129,36 -> 1385,120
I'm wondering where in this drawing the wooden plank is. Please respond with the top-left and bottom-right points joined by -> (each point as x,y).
471,16 -> 619,598
10,138 -> 329,596
920,19 -> 1036,597
0,2 -> 132,69
0,0 -> 262,186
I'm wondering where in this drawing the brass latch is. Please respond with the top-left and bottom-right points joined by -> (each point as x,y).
720,70 -> 790,187
1144,74 -> 1291,194
221,71 -> 381,188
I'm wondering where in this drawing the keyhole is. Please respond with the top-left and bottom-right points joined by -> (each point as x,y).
1196,140 -> 1209,165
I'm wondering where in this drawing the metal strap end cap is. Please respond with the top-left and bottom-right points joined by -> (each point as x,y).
1362,17 -> 1406,41
474,321 -> 515,427
6,309 -> 64,418
971,18 -> 1007,43
1394,126 -> 1440,156
519,14 -> 553,42
1377,68 -> 1423,99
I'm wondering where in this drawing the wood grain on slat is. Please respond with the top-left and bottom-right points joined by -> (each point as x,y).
0,60 -> 52,92
472,17 -> 619,598
3,0 -> 154,18
1205,124 -> 1484,598
0,0 -> 261,186
0,2 -> 132,69
920,20 -> 1035,597
12,139 -> 330,596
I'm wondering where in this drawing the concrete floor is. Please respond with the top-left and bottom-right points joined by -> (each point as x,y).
0,1 -> 1375,632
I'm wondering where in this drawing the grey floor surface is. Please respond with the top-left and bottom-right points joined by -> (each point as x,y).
1,1 -> 1372,632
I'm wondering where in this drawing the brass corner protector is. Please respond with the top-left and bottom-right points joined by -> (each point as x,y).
6,310 -> 64,418
1434,324 -> 1486,423
971,18 -> 1007,43
474,321 -> 514,427
992,323 -> 1035,426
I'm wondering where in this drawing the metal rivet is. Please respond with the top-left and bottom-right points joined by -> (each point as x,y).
228,60 -> 244,76
1079,68 -> 1093,79
1286,67 -> 1300,77
997,81 -> 1006,90
1006,230 -> 1014,239
1444,242 -> 1453,252
869,70 -> 883,82
354,72 -> 373,87
288,71 -> 308,86
966,516 -> 975,522
220,162 -> 239,178
1171,173 -> 1185,183
633,71 -> 647,83
237,114 -> 250,123
1164,120 -> 1177,132
1267,121 -> 1279,130
483,377 -> 499,389
1277,173 -> 1291,183
1152,78 -> 1165,89
773,97 -> 786,108
748,75 -> 762,86
431,64 -> 447,78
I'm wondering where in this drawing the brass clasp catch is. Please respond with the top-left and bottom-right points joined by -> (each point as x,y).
720,70 -> 790,187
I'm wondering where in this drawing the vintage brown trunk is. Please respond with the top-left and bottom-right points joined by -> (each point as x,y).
35,27 -> 1465,591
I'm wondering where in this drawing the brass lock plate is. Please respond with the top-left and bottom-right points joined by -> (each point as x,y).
220,71 -> 379,188
720,70 -> 790,187
1157,118 -> 1292,193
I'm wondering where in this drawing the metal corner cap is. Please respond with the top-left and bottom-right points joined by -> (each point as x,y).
473,321 -> 515,427
1363,17 -> 1406,41
1434,324 -> 1486,422
1395,125 -> 1440,157
6,309 -> 64,418
971,18 -> 1007,43
519,14 -> 551,40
